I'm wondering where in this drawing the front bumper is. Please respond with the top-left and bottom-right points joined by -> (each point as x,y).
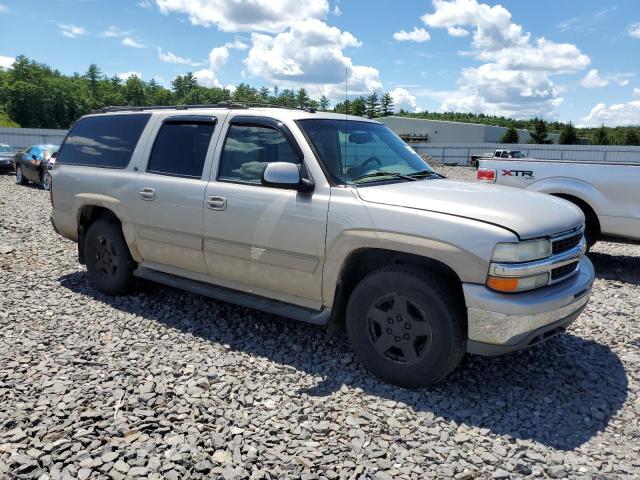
464,256 -> 594,355
0,160 -> 14,172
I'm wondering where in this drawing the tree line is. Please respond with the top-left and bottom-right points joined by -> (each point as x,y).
0,55 -> 638,146
400,111 -> 640,146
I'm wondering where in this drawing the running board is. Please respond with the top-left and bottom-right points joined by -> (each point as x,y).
133,267 -> 331,326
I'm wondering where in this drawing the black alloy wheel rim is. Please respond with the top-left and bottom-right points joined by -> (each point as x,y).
43,173 -> 49,190
367,293 -> 433,364
95,235 -> 118,278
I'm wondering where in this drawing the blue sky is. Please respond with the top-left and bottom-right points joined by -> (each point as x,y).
1,0 -> 640,126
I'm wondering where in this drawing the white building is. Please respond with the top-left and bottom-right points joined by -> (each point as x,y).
378,116 -> 560,144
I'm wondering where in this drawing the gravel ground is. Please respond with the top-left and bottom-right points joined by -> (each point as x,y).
0,168 -> 639,480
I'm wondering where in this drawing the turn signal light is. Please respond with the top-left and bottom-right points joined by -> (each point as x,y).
477,168 -> 496,183
487,272 -> 549,293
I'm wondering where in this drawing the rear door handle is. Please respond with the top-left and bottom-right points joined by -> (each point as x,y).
139,187 -> 156,201
207,195 -> 227,210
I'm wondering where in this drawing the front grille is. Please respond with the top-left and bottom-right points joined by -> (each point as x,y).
551,261 -> 579,281
552,231 -> 582,255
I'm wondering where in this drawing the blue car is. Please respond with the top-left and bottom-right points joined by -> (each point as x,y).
15,144 -> 59,190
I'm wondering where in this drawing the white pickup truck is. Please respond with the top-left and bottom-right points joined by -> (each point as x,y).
477,157 -> 640,247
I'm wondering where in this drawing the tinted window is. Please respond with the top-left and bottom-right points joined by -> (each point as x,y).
298,119 -> 433,185
219,125 -> 299,184
57,114 -> 150,168
147,121 -> 215,178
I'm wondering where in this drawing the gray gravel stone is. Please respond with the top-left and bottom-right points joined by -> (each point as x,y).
0,169 -> 639,479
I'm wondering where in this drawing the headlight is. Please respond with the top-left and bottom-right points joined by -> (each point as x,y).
492,238 -> 551,263
487,272 -> 550,293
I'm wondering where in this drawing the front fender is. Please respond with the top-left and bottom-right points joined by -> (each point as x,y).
322,229 -> 492,307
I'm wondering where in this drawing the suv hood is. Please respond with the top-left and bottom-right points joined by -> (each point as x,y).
356,179 -> 583,239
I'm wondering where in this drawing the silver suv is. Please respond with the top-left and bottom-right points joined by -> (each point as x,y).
51,104 -> 594,387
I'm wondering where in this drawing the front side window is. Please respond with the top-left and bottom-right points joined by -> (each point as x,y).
218,124 -> 300,184
298,119 -> 435,185
57,114 -> 150,168
0,145 -> 11,154
147,121 -> 215,178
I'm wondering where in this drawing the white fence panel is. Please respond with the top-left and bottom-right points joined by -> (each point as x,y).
410,142 -> 640,165
0,127 -> 68,151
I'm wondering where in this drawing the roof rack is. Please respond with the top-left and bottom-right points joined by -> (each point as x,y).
96,101 -> 316,114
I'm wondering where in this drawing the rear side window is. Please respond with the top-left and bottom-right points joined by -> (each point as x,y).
147,121 -> 216,178
57,114 -> 150,168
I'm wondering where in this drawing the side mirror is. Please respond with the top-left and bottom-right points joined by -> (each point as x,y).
261,162 -> 313,192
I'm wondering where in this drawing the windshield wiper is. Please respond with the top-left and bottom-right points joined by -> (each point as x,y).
407,169 -> 446,179
351,171 -> 418,183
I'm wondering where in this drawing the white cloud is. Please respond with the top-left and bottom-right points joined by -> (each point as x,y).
193,44 -> 236,88
117,71 -> 142,81
122,37 -> 145,48
332,5 -> 341,16
629,22 -> 640,39
102,26 -> 132,38
393,27 -> 430,43
634,88 -> 640,98
0,3 -> 8,13
244,18 -> 381,98
447,26 -> 469,37
157,47 -> 201,66
0,55 -> 14,69
417,0 -> 590,118
579,101 -> 640,127
154,0 -> 329,33
59,24 -> 87,38
389,87 -> 422,113
138,0 -> 152,8
581,69 -> 609,88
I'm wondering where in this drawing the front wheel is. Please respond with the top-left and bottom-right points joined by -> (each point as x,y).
16,165 -> 27,185
85,219 -> 135,295
346,266 -> 466,388
42,172 -> 51,191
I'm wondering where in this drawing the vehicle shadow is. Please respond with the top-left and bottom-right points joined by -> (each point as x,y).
589,251 -> 640,286
59,271 -> 628,451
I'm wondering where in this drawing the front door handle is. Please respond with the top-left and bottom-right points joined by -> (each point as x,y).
207,195 -> 227,210
139,187 -> 156,201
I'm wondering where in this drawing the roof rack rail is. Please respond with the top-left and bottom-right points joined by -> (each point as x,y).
96,101 -> 316,114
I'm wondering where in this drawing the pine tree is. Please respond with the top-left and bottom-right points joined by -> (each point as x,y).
591,125 -> 610,145
380,92 -> 394,116
529,117 -> 551,144
319,95 -> 330,111
85,64 -> 102,99
258,87 -> 270,102
365,92 -> 379,118
559,122 -> 578,145
500,126 -> 519,143
296,88 -> 310,108
622,128 -> 639,146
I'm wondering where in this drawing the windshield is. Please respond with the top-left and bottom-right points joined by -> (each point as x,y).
298,119 -> 435,185
0,145 -> 10,154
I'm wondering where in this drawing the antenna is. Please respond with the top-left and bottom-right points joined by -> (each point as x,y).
343,68 -> 348,182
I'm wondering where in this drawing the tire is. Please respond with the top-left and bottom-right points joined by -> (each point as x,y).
16,165 -> 27,185
42,172 -> 51,191
84,219 -> 135,295
346,266 -> 466,388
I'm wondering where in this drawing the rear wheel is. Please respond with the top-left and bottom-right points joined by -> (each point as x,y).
85,219 -> 135,295
16,165 -> 26,185
346,266 -> 466,388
